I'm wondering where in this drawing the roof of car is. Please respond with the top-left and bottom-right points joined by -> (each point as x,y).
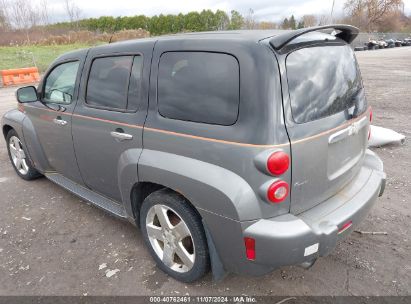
156,30 -> 289,42
58,26 -> 353,61
57,30 -> 286,61
100,30 -> 290,49
70,30 -> 289,56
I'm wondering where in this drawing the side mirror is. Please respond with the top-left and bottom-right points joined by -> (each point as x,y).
16,86 -> 38,103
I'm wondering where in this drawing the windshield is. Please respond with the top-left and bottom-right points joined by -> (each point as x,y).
286,45 -> 366,124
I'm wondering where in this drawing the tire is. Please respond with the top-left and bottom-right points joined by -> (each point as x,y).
6,129 -> 41,180
140,188 -> 210,282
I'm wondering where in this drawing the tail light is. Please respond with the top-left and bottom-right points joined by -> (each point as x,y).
267,151 -> 289,175
267,180 -> 289,203
244,237 -> 256,260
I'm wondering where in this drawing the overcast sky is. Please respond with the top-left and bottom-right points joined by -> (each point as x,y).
36,0 -> 411,23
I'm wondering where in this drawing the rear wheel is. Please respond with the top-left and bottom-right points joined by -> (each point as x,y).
6,130 -> 41,180
140,189 -> 210,282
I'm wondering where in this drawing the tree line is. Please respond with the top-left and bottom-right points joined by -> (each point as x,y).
47,10 -> 246,34
1,0 -> 410,45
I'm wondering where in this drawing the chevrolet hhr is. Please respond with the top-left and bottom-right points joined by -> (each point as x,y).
1,25 -> 386,282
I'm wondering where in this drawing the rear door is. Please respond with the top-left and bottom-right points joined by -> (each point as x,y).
282,44 -> 370,214
72,42 -> 153,202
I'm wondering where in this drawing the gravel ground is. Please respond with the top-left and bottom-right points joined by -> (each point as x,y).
0,47 -> 410,296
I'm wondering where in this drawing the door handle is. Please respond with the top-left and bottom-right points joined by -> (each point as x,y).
110,131 -> 133,141
53,117 -> 67,126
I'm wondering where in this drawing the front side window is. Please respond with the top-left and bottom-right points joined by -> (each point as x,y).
286,45 -> 365,124
158,52 -> 240,125
44,61 -> 79,104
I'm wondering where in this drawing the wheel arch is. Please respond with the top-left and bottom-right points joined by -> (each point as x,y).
130,181 -> 227,281
2,109 -> 25,141
130,181 -> 166,227
2,124 -> 13,139
136,149 -> 262,222
2,109 -> 50,172
130,181 -> 205,226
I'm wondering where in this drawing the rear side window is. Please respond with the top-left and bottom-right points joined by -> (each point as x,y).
158,52 -> 240,125
86,55 -> 143,111
286,45 -> 364,124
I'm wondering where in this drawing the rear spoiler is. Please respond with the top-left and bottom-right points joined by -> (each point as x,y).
270,24 -> 359,51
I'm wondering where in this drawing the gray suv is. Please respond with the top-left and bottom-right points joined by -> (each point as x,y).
2,25 -> 386,283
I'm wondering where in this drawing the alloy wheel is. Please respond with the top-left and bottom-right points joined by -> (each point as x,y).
9,136 -> 29,175
146,204 -> 195,273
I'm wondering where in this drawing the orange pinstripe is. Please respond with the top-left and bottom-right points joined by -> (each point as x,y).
21,105 -> 370,148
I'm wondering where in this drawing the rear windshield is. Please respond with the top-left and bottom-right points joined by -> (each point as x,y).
286,45 -> 365,124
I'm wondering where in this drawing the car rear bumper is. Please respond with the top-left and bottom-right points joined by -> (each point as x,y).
239,149 -> 385,275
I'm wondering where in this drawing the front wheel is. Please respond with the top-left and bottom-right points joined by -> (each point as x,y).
6,130 -> 41,180
140,189 -> 210,282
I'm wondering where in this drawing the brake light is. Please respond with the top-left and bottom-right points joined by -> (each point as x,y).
244,237 -> 256,260
267,151 -> 289,175
369,107 -> 373,122
267,180 -> 289,203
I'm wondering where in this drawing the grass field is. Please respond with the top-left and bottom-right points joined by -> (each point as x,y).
0,44 -> 94,73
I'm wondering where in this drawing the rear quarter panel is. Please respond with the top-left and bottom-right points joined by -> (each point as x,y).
139,38 -> 291,222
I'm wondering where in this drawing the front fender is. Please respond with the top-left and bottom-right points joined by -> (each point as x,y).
22,112 -> 50,172
2,109 -> 25,138
2,109 -> 37,166
138,149 -> 260,221
2,108 -> 50,173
